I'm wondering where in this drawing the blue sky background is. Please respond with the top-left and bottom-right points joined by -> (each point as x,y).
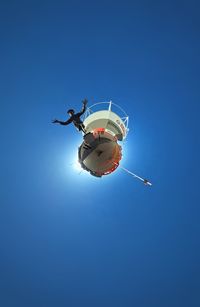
0,1 -> 200,306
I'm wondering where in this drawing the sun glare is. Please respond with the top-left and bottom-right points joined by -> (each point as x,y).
73,159 -> 83,172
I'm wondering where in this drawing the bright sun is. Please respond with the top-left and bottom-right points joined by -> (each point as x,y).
73,159 -> 83,172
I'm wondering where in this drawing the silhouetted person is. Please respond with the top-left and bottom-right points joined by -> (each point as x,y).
52,99 -> 88,133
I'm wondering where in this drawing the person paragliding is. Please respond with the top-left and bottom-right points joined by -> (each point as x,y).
52,99 -> 88,133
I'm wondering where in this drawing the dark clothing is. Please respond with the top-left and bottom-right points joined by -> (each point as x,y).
57,103 -> 86,132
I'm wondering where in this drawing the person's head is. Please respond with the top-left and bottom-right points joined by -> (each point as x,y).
67,109 -> 75,116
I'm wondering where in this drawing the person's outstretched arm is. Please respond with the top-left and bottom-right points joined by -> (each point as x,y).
77,99 -> 88,116
52,118 -> 73,125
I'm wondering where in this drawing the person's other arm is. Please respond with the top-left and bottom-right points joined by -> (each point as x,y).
77,99 -> 88,116
52,118 -> 73,125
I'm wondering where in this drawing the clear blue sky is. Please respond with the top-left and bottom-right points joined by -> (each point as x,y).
1,1 -> 200,306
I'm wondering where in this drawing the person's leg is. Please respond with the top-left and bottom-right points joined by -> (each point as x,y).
79,124 -> 86,134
